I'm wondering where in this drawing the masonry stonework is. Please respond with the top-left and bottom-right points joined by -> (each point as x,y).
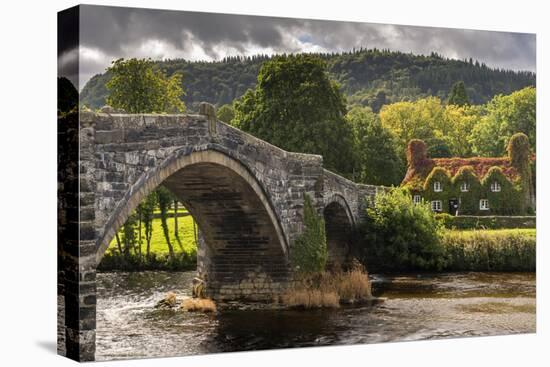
58,104 -> 385,361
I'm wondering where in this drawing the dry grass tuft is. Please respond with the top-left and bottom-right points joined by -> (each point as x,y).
180,298 -> 217,313
281,289 -> 340,309
281,268 -> 373,308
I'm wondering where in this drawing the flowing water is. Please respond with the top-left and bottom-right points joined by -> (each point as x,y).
96,271 -> 536,361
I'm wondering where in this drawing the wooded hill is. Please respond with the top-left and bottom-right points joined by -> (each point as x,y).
80,48 -> 535,112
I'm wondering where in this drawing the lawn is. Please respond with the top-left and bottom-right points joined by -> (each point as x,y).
106,211 -> 198,256
444,228 -> 536,237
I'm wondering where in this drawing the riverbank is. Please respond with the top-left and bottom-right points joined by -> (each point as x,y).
441,228 -> 536,272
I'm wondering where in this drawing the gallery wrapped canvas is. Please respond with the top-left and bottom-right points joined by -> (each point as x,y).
58,4 -> 536,362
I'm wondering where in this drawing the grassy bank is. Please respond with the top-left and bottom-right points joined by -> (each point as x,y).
441,229 -> 536,272
98,211 -> 198,271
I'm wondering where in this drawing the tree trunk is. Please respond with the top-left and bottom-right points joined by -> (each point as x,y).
145,221 -> 152,258
138,214 -> 142,259
115,232 -> 123,255
174,200 -> 180,241
161,216 -> 175,259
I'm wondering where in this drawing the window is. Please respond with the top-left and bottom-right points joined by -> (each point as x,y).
431,200 -> 442,212
433,181 -> 442,192
413,195 -> 421,204
490,181 -> 501,192
480,199 -> 489,210
460,182 -> 469,192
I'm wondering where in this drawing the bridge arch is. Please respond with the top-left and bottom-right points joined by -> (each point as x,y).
323,194 -> 355,269
96,148 -> 290,300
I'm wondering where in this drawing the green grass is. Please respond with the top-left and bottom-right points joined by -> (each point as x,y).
445,228 -> 536,237
441,228 -> 536,271
106,214 -> 198,256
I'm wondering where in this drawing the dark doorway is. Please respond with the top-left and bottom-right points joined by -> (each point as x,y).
449,199 -> 459,216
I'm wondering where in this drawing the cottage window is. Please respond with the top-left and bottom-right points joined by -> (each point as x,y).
413,195 -> 421,204
433,181 -> 442,192
480,199 -> 490,210
490,181 -> 501,192
460,182 -> 469,192
431,200 -> 442,212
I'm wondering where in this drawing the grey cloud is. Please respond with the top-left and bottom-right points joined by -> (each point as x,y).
75,4 -> 535,87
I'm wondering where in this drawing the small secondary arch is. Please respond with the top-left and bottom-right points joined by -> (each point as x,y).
323,194 -> 355,269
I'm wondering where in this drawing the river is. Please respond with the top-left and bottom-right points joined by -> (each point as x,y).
95,271 -> 535,361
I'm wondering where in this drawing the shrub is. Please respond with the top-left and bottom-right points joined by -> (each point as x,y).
362,188 -> 445,271
441,229 -> 535,271
291,194 -> 328,274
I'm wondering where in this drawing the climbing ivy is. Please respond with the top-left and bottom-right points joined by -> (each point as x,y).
422,167 -> 453,210
452,166 -> 482,214
482,167 -> 522,215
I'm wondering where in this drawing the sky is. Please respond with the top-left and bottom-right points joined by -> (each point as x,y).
58,5 -> 536,90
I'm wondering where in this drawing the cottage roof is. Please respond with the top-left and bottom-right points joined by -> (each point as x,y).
402,156 -> 520,190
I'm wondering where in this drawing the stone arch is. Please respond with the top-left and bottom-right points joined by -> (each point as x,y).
96,148 -> 290,300
323,194 -> 355,269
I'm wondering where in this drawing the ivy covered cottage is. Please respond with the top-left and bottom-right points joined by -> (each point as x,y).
401,133 -> 535,215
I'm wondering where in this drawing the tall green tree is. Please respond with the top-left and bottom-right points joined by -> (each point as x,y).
233,54 -> 355,177
470,87 -> 536,156
447,81 -> 470,106
379,97 -> 445,157
105,58 -> 186,113
346,106 -> 404,185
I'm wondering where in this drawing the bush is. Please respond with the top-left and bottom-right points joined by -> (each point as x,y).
441,229 -> 535,271
362,188 -> 445,271
290,194 -> 328,274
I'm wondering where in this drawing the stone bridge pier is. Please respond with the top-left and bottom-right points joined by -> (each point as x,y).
57,103 -> 384,361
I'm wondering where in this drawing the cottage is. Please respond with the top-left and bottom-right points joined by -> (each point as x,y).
401,133 -> 535,215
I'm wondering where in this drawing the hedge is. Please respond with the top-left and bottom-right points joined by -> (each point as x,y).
441,229 -> 535,272
436,213 -> 536,229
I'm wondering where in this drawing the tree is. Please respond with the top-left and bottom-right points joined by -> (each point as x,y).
156,187 -> 176,259
362,188 -> 444,271
442,104 -> 479,157
105,58 -> 185,113
470,87 -> 536,156
217,104 -> 235,124
291,194 -> 327,274
138,193 -> 157,257
426,137 -> 452,158
379,97 -> 445,158
232,54 -> 355,177
346,106 -> 403,185
447,81 -> 470,106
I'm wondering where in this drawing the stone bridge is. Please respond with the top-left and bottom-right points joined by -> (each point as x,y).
58,103 -> 385,360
